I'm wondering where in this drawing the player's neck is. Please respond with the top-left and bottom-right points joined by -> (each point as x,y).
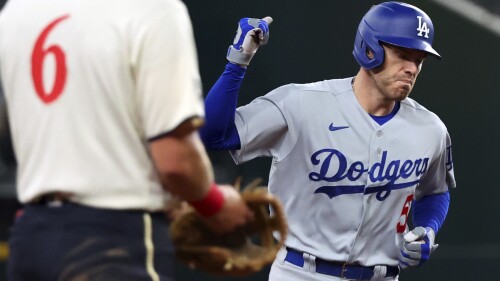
352,71 -> 397,116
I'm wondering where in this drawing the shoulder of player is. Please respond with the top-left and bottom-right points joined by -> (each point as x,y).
132,0 -> 186,9
150,0 -> 187,11
264,78 -> 351,100
114,0 -> 187,19
290,77 -> 352,95
400,97 -> 434,116
401,98 -> 448,130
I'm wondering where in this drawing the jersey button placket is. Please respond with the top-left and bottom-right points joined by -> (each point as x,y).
349,126 -> 382,264
376,131 -> 383,154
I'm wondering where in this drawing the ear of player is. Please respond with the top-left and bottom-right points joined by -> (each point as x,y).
399,226 -> 439,268
226,16 -> 273,66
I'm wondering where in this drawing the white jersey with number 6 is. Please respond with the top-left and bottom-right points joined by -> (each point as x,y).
231,78 -> 455,266
0,0 -> 203,210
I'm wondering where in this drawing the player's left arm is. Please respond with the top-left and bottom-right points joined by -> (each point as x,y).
399,128 -> 455,268
412,191 -> 450,235
399,191 -> 450,268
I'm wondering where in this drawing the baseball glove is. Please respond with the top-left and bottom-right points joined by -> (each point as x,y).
169,179 -> 287,276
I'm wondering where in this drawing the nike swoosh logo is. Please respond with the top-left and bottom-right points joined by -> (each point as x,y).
329,123 -> 349,131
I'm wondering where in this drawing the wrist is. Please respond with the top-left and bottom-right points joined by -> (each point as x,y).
228,61 -> 248,69
226,61 -> 248,73
188,182 -> 224,217
226,45 -> 254,66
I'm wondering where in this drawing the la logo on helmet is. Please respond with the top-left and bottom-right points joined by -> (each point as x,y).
416,16 -> 430,38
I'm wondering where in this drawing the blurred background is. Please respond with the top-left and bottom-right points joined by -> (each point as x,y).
1,0 -> 499,280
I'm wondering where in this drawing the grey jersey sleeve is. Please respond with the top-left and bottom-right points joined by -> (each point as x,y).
230,84 -> 301,164
415,127 -> 456,200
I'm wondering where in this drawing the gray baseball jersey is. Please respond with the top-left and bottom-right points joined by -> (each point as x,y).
231,77 -> 455,266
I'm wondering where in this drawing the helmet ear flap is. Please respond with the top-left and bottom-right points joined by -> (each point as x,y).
352,31 -> 385,69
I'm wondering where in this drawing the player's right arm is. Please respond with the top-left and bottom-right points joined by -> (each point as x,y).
149,118 -> 252,234
200,17 -> 272,150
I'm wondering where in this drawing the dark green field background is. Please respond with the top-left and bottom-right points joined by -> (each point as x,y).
1,0 -> 499,280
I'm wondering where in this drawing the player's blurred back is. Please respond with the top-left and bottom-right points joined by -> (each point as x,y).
0,0 -> 202,210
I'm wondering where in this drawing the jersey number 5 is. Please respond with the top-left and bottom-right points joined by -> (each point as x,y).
396,194 -> 414,233
31,15 -> 69,104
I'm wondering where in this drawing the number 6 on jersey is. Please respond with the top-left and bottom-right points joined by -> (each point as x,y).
31,15 -> 69,104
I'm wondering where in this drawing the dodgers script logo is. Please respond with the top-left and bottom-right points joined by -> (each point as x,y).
309,149 -> 429,201
416,16 -> 430,38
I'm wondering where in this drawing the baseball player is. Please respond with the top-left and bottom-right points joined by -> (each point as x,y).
0,0 -> 252,280
201,2 -> 455,281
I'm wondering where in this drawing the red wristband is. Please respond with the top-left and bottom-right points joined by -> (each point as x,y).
189,182 -> 224,217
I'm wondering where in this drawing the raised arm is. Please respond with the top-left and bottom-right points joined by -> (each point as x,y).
200,17 -> 273,151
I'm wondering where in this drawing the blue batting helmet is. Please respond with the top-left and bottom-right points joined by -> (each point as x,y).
352,2 -> 441,69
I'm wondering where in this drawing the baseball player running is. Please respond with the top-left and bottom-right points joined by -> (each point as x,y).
0,0 -> 252,280
201,2 -> 455,281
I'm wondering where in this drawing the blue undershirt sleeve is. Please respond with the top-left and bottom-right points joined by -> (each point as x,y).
412,190 -> 450,234
199,63 -> 246,150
